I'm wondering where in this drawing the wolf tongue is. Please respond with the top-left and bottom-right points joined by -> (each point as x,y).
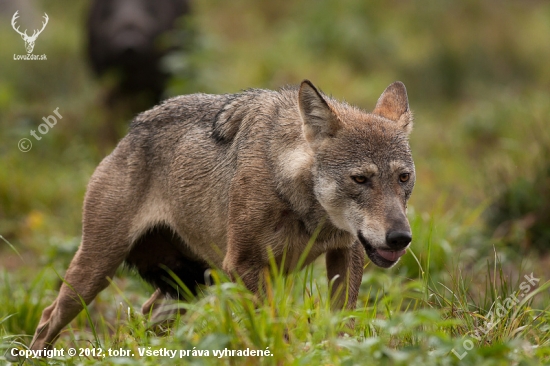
376,248 -> 407,262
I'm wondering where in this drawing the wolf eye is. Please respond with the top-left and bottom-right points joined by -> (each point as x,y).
399,173 -> 410,183
352,176 -> 368,184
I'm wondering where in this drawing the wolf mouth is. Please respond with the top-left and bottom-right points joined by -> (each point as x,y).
357,231 -> 407,268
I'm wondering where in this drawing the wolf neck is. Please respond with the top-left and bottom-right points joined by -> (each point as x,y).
269,124 -> 337,237
229,88 -> 347,240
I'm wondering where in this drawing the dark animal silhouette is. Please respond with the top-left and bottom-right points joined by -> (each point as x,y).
87,0 -> 189,104
87,0 -> 190,145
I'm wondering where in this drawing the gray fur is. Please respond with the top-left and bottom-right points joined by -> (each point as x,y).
31,80 -> 415,349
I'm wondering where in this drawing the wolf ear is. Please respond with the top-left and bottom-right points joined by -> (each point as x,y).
373,81 -> 413,135
299,80 -> 342,149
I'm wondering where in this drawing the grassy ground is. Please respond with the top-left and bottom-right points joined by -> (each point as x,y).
1,1 -> 550,365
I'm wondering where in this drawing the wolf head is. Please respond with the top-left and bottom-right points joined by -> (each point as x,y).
299,80 -> 415,268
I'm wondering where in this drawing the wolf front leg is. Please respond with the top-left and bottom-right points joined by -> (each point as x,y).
326,241 -> 365,315
222,246 -> 265,296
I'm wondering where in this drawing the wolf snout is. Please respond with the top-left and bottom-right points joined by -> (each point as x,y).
386,230 -> 412,250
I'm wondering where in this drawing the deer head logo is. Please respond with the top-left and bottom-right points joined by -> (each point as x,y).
11,11 -> 49,54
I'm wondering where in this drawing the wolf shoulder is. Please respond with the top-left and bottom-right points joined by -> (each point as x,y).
127,87 -> 300,144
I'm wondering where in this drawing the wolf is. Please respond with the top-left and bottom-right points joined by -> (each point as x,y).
31,80 -> 415,350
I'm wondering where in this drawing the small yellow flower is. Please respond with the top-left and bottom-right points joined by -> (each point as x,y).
26,210 -> 44,230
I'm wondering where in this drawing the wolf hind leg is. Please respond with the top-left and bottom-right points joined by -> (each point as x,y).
141,288 -> 164,315
139,262 -> 212,326
30,240 -> 127,350
129,225 -> 212,324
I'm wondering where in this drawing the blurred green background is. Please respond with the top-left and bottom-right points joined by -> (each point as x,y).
0,0 -> 549,361
1,0 -> 549,272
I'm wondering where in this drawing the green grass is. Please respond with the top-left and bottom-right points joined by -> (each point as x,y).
1,0 -> 550,365
2,211 -> 549,365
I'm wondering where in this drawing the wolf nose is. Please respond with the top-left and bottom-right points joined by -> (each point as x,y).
386,230 -> 412,250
